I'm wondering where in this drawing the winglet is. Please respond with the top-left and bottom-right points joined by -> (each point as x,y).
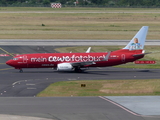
102,51 -> 111,61
123,26 -> 149,50
86,47 -> 91,53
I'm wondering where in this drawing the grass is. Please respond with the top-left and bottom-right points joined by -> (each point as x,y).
55,45 -> 160,69
0,7 -> 160,39
0,7 -> 160,11
37,79 -> 160,97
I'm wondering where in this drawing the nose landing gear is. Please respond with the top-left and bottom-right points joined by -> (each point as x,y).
19,69 -> 23,73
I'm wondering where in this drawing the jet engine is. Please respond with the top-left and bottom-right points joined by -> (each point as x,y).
57,63 -> 74,71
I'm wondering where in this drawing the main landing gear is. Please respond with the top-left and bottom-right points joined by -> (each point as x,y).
19,68 -> 23,73
74,66 -> 82,73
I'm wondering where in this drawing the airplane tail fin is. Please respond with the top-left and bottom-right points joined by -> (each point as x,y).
123,26 -> 149,50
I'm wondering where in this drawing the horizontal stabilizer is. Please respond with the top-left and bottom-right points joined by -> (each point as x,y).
133,52 -> 151,57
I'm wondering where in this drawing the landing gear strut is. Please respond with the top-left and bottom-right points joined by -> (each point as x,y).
74,66 -> 82,73
19,68 -> 23,73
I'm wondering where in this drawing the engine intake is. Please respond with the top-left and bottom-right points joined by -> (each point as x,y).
57,63 -> 74,71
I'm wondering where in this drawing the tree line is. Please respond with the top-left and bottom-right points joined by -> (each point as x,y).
1,0 -> 160,7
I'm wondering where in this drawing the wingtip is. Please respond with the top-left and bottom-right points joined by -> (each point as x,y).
103,51 -> 111,61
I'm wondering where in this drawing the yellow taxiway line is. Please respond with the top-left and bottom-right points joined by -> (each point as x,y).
0,68 -> 13,71
0,47 -> 14,57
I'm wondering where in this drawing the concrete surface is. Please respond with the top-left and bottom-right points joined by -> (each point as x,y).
106,96 -> 160,115
0,39 -> 160,46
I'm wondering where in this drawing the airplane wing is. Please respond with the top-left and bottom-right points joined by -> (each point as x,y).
71,51 -> 111,67
71,61 -> 95,67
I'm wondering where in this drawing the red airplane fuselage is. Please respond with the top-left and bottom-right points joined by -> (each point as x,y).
6,49 -> 143,70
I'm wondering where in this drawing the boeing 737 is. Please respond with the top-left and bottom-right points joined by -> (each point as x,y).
6,26 -> 149,73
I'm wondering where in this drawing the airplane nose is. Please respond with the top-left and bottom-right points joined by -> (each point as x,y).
6,60 -> 13,66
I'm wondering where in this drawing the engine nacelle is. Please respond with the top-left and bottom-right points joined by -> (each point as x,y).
57,63 -> 74,71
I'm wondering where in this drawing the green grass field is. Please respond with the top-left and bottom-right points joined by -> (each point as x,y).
37,79 -> 160,97
0,7 -> 160,39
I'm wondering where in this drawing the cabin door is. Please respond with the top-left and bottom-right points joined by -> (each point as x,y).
121,54 -> 125,62
23,55 -> 28,63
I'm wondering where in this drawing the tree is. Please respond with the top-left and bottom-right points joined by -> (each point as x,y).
43,0 -> 50,5
118,0 -> 144,6
0,0 -> 7,5
143,0 -> 160,6
91,0 -> 108,5
50,0 -> 57,2
57,0 -> 67,4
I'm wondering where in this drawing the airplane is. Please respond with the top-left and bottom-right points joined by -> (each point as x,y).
6,26 -> 149,73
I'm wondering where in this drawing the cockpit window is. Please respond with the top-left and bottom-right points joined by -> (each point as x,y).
13,58 -> 18,60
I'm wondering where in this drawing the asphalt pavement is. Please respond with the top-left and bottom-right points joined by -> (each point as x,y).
0,97 -> 159,120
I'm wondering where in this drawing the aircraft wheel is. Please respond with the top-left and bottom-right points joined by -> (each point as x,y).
74,67 -> 82,73
19,69 -> 23,73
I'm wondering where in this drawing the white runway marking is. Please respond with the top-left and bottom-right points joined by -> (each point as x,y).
27,88 -> 37,89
